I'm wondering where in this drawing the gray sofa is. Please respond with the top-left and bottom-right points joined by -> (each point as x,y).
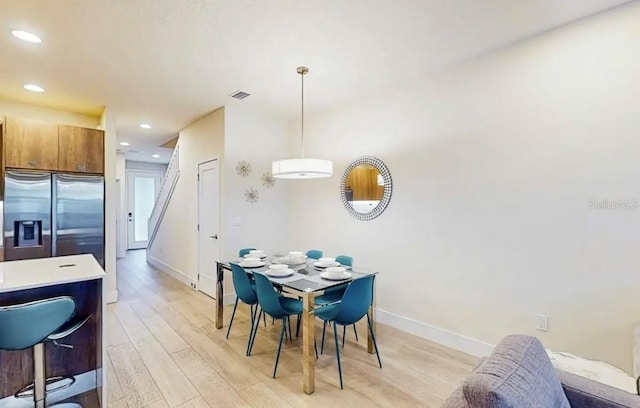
443,335 -> 640,408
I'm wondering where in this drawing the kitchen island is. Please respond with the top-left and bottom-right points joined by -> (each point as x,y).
0,254 -> 105,408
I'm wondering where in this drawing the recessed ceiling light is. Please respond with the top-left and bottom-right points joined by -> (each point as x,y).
152,154 -> 160,158
23,84 -> 45,93
139,123 -> 151,129
11,30 -> 42,43
119,142 -> 130,146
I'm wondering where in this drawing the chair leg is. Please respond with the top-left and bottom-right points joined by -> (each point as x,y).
296,313 -> 301,337
287,316 -> 293,342
245,304 -> 259,356
366,314 -> 382,369
315,338 -> 319,360
263,311 -> 267,327
342,325 -> 346,348
226,297 -> 239,339
273,319 -> 287,378
321,321 -> 327,354
248,308 -> 262,356
353,323 -> 359,341
333,321 -> 343,390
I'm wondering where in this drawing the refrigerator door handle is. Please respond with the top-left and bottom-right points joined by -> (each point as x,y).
52,174 -> 57,257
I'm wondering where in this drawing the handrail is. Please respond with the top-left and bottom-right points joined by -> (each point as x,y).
147,142 -> 180,250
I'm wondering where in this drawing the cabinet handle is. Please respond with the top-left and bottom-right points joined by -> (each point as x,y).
77,164 -> 87,171
28,161 -> 38,167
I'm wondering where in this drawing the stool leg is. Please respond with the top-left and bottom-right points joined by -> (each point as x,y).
34,343 -> 46,408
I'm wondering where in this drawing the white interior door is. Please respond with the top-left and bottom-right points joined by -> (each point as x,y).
198,159 -> 220,298
127,170 -> 161,250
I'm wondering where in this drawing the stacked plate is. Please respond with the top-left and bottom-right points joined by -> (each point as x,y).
314,257 -> 340,268
265,264 -> 295,278
240,257 -> 265,268
247,250 -> 267,259
271,251 -> 308,266
320,266 -> 352,281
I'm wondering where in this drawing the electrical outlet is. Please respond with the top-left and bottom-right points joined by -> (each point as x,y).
536,314 -> 549,332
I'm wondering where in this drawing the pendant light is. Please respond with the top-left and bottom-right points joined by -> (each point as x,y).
272,67 -> 333,179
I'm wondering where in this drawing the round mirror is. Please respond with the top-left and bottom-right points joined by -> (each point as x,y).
340,156 -> 392,221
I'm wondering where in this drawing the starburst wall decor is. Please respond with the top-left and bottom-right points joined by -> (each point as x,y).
235,160 -> 251,177
261,172 -> 275,188
244,187 -> 259,204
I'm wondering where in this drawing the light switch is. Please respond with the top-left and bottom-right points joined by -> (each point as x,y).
232,217 -> 243,226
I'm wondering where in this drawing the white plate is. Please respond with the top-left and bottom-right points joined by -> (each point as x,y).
314,261 -> 340,269
266,268 -> 295,278
320,271 -> 352,281
244,254 -> 267,259
240,261 -> 265,268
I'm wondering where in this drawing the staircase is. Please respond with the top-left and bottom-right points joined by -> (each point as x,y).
147,142 -> 180,250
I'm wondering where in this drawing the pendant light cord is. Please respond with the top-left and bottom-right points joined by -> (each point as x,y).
300,70 -> 305,159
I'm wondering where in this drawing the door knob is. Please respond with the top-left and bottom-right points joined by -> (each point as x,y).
210,234 -> 218,239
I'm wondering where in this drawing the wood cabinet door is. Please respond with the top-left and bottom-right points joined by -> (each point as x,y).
58,125 -> 104,173
4,116 -> 59,170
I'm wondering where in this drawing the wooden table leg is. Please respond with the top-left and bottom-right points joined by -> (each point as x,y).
367,278 -> 376,354
301,291 -> 316,394
215,262 -> 224,329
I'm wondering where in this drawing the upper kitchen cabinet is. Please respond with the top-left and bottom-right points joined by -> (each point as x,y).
58,125 -> 104,174
4,116 -> 59,171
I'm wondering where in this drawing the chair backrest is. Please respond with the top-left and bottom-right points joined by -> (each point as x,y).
239,248 -> 256,257
336,255 -> 353,267
0,296 -> 76,350
334,275 -> 375,326
230,263 -> 258,304
306,249 -> 323,260
253,273 -> 286,319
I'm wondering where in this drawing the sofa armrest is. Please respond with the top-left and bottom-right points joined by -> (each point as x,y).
441,387 -> 470,408
560,371 -> 640,408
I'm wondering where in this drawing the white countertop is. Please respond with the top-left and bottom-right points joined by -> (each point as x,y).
0,254 -> 105,293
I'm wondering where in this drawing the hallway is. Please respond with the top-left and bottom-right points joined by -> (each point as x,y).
108,250 -> 476,407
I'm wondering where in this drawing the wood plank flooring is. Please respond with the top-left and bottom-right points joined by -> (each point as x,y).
108,250 -> 477,407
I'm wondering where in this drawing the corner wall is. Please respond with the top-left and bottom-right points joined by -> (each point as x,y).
285,2 -> 640,373
148,108 -> 225,284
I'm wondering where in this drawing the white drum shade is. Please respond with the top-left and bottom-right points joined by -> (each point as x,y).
272,158 -> 333,179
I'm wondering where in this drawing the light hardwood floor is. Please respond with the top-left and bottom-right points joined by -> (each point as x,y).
108,250 -> 477,408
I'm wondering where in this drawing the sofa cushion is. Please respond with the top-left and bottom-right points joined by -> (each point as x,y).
462,335 -> 571,408
559,370 -> 640,408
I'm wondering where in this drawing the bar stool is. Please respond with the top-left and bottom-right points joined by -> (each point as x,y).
0,296 -> 87,408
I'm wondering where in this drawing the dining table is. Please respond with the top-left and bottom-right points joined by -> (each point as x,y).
215,256 -> 378,394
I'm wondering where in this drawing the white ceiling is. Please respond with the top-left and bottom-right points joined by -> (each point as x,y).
0,0 -> 630,162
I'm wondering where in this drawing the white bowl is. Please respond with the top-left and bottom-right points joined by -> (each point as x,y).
288,251 -> 303,256
242,259 -> 261,265
319,257 -> 335,263
319,261 -> 339,268
269,264 -> 288,270
325,266 -> 346,278
250,250 -> 265,255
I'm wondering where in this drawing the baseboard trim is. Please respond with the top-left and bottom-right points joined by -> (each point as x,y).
147,255 -> 196,288
106,290 -> 118,304
375,308 -> 494,358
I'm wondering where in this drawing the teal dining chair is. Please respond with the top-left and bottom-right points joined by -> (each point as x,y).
315,275 -> 382,389
315,255 -> 358,346
249,273 -> 303,378
306,249 -> 323,260
239,248 -> 256,257
228,263 -> 266,356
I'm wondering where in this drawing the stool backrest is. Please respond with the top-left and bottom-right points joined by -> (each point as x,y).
336,255 -> 353,267
0,296 -> 76,350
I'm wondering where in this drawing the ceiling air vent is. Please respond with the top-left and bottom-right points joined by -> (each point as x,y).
230,90 -> 251,100
129,149 -> 140,154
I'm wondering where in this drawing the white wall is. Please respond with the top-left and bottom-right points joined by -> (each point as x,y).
222,104 -> 290,260
148,108 -> 225,284
285,2 -> 640,373
116,153 -> 127,258
125,160 -> 168,173
99,108 -> 118,304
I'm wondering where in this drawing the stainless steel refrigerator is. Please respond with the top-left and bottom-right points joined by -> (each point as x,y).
4,170 -> 105,265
